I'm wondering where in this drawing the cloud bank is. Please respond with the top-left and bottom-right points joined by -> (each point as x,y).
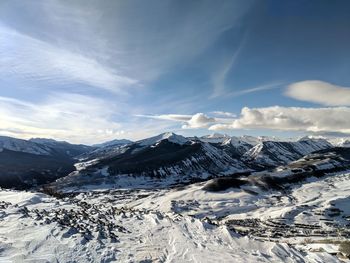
182,113 -> 216,129
138,113 -> 234,129
210,106 -> 350,134
286,80 -> 350,106
0,94 -> 125,144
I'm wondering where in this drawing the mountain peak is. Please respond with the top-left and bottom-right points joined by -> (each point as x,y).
93,139 -> 133,148
0,136 -> 52,155
206,133 -> 229,139
138,132 -> 188,146
199,133 -> 230,144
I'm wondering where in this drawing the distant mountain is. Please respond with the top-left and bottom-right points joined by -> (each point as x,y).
242,138 -> 332,168
137,132 -> 188,146
49,133 -> 336,191
51,133 -> 249,190
329,138 -> 350,148
199,133 -> 263,146
340,140 -> 350,147
0,137 -> 92,189
79,139 -> 133,161
199,133 -> 232,144
204,146 -> 350,192
0,136 -> 52,155
0,133 -> 343,190
92,139 -> 133,148
102,133 -> 245,177
30,138 -> 93,157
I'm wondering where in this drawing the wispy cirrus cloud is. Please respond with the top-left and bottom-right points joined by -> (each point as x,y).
286,80 -> 350,106
226,82 -> 284,97
0,24 -> 137,94
1,0 -> 280,142
211,39 -> 246,98
0,93 -> 125,144
136,114 -> 193,122
1,0 -> 254,88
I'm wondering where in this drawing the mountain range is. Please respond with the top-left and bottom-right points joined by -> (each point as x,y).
1,133 -> 348,190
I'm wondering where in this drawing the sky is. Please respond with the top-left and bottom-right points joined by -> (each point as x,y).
1,0 -> 350,144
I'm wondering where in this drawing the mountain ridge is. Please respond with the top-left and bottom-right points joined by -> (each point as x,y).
0,133 -> 344,190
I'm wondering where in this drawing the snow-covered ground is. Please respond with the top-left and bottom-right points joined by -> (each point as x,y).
2,172 -> 350,262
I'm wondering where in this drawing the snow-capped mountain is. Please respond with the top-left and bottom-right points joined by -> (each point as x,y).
199,133 -> 232,144
0,137 -> 92,189
0,133 -> 345,190
341,139 -> 350,147
79,139 -> 134,162
138,132 -> 189,146
0,136 -> 52,155
92,139 -> 133,148
52,133 -> 248,191
49,133 -> 336,191
242,138 -> 332,168
199,133 -> 261,146
30,138 -> 92,157
329,138 -> 350,148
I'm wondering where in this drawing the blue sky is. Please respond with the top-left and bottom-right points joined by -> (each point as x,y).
1,0 -> 350,144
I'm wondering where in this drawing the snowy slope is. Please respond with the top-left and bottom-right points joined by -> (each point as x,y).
30,138 -> 92,157
0,187 -> 341,263
199,134 -> 259,147
138,132 -> 189,146
0,136 -> 52,155
0,137 -> 92,189
199,133 -> 232,143
51,134 -> 339,191
242,138 -> 332,168
92,139 -> 133,148
51,139 -> 249,191
330,138 -> 350,148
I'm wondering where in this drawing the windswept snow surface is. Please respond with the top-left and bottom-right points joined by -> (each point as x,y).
2,170 -> 349,262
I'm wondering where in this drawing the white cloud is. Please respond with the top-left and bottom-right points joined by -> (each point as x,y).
210,38 -> 247,98
0,94 -> 125,144
211,111 -> 236,117
0,24 -> 137,93
136,114 -> 193,122
137,112 -> 234,129
2,0 -> 255,88
286,80 -> 350,106
0,95 -> 193,143
226,82 -> 283,97
182,113 -> 216,129
209,106 -> 350,134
